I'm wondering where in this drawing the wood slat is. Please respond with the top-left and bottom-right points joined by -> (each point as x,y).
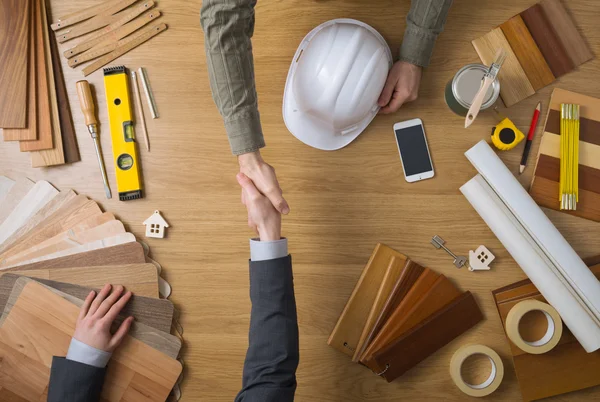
0,0 -> 30,128
529,176 -> 600,222
538,133 -> 600,170
472,27 -> 535,107
545,111 -> 600,144
0,178 -> 35,225
500,15 -> 554,91
535,154 -> 600,193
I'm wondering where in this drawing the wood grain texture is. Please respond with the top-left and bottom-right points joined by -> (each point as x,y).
328,243 -> 406,356
2,0 -> 37,141
9,263 -> 159,297
29,0 -> 65,167
535,154 -> 600,193
0,275 -> 177,350
373,292 -> 483,382
540,0 -> 593,67
0,177 -> 14,204
360,268 -> 439,365
18,0 -> 53,152
0,177 -> 35,224
530,176 -> 600,221
0,0 -> 30,128
545,111 -> 600,144
500,15 -> 555,91
3,0 -> 600,400
472,27 -> 535,107
0,281 -> 181,401
521,3 -> 575,78
353,256 -> 405,362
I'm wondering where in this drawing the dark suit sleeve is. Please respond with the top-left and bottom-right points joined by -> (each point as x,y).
235,255 -> 299,402
47,357 -> 106,402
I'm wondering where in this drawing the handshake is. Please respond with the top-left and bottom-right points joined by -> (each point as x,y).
237,151 -> 289,242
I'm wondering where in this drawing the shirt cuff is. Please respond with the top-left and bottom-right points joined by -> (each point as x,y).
66,338 -> 112,368
250,238 -> 288,261
399,27 -> 437,68
224,108 -> 266,155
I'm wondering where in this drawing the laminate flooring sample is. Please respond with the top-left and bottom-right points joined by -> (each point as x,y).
0,281 -> 181,401
0,177 -> 35,225
0,0 -> 30,128
0,177 -> 14,204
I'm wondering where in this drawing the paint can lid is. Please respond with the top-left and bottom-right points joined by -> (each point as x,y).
452,64 -> 500,109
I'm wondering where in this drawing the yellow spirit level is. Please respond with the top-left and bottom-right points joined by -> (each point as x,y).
103,66 -> 142,201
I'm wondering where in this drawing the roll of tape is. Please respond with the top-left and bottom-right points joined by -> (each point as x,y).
450,344 -> 504,397
505,299 -> 563,354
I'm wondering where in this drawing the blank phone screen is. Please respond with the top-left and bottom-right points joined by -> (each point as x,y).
395,124 -> 432,176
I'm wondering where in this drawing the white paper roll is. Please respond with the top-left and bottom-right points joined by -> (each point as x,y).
460,141 -> 600,353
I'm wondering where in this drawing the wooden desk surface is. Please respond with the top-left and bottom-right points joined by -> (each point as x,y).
1,0 -> 600,400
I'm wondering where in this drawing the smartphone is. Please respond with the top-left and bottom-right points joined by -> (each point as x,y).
393,119 -> 435,182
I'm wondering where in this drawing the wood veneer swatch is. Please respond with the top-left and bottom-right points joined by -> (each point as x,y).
372,291 -> 483,382
0,0 -> 30,128
360,268 -> 438,365
362,274 -> 461,369
0,177 -> 15,204
2,0 -> 37,140
530,176 -> 600,222
328,244 -> 407,356
540,0 -> 593,67
0,177 -> 35,224
19,0 -> 53,151
358,259 -> 425,361
472,27 -> 535,107
545,111 -> 600,144
500,15 -> 554,91
353,256 -> 405,362
0,281 -> 181,401
521,3 -> 574,78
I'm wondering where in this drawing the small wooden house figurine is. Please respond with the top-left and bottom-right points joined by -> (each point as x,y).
143,210 -> 169,239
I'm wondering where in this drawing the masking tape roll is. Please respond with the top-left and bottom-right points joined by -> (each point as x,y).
505,299 -> 563,354
450,344 -> 504,397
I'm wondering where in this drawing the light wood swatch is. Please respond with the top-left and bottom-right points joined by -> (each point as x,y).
51,0 -> 136,30
0,177 -> 14,204
500,15 -> 555,91
327,244 -> 407,357
0,0 -> 30,128
0,281 -> 181,401
29,0 -> 65,167
9,263 -> 159,297
472,27 -> 535,107
2,0 -> 37,141
0,180 -> 58,245
0,177 -> 35,225
352,256 -> 405,362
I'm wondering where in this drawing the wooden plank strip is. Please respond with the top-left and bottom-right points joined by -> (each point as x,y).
3,0 -> 37,140
538,132 -> 600,170
500,15 -> 555,91
51,0 -> 138,31
548,89 -> 600,120
521,3 -> 575,78
544,111 -> 600,145
0,178 -> 35,224
19,0 -> 53,152
0,0 -> 30,128
535,154 -> 600,193
82,22 -> 168,77
540,0 -> 593,67
327,243 -> 407,357
529,176 -> 600,222
472,27 -> 535,107
65,9 -> 162,59
29,0 -> 65,167
0,177 -> 15,204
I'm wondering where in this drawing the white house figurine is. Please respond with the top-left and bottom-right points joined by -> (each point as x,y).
468,245 -> 495,271
143,210 -> 169,239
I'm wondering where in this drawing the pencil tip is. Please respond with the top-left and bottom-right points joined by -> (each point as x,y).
519,165 -> 525,174
536,102 -> 541,111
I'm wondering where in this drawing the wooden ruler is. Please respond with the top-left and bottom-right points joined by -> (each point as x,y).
64,9 -> 161,58
51,0 -> 136,31
70,14 -> 161,67
83,22 -> 167,76
57,0 -> 154,43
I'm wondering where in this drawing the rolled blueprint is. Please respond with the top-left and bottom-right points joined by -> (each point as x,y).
460,141 -> 600,353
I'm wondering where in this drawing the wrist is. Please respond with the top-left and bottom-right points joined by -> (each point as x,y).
258,225 -> 281,242
238,150 -> 263,170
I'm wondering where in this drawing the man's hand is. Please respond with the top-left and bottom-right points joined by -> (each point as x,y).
378,61 -> 423,114
73,284 -> 134,353
238,151 -> 290,215
237,172 -> 282,241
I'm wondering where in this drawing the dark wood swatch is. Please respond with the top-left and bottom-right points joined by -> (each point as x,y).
0,0 -> 30,128
530,176 -> 600,222
544,110 -> 600,145
500,15 -> 554,91
372,292 -> 483,382
535,154 -> 600,193
583,254 -> 600,267
521,4 -> 574,77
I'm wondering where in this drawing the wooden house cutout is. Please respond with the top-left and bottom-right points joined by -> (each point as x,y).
143,210 -> 169,238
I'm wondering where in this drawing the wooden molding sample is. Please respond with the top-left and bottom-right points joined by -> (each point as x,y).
0,177 -> 35,225
0,281 -> 181,401
328,244 -> 407,356
0,0 -> 30,128
373,291 -> 483,382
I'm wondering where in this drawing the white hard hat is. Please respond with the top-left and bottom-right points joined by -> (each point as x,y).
283,19 -> 393,151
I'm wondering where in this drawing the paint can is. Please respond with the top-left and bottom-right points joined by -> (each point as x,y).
445,64 -> 500,116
